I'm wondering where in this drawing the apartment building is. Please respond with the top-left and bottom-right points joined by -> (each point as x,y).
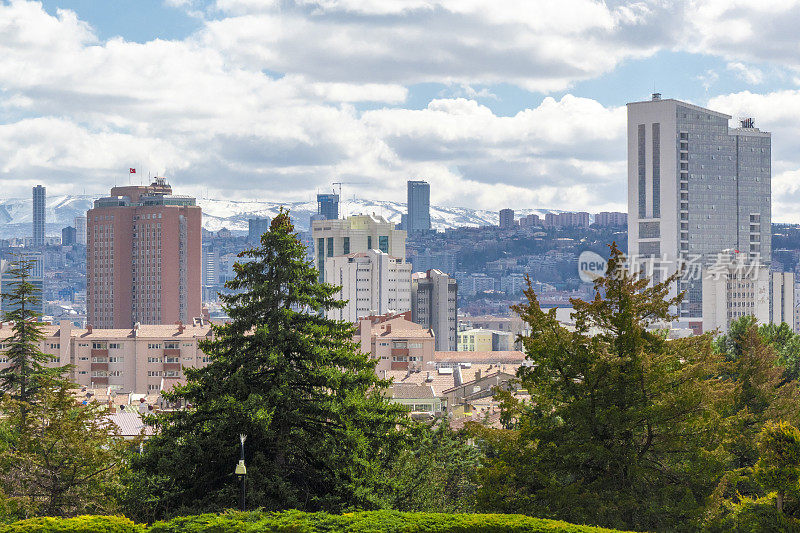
411,269 -> 457,351
354,312 -> 435,375
0,320 -> 212,394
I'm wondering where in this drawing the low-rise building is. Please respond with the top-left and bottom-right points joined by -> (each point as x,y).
355,312 -> 435,376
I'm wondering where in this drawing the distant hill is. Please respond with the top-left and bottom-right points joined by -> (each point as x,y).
0,194 -> 570,237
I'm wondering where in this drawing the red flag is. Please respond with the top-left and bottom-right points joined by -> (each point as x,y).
129,168 -> 136,174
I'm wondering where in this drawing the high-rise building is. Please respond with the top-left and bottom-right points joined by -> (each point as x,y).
627,95 -> 771,320
311,214 -> 406,283
594,212 -> 628,227
32,185 -> 46,247
326,249 -> 412,322
407,180 -> 430,234
499,208 -> 515,229
86,178 -> 202,328
411,269 -> 457,351
62,226 -> 77,246
317,193 -> 339,221
248,217 -> 270,244
74,216 -> 87,245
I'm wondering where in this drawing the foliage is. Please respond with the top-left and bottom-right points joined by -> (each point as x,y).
126,210 -> 408,520
146,510 -> 635,533
0,515 -> 143,533
716,317 -> 800,384
387,423 -> 480,513
754,422 -> 800,514
474,243 -> 731,531
0,379 -> 124,517
703,493 -> 800,533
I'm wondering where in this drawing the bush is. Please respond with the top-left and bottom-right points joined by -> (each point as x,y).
148,510 -> 633,533
0,515 -> 143,533
703,494 -> 800,533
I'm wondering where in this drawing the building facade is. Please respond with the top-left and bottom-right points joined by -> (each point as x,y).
355,312 -> 435,375
499,208 -> 515,229
62,226 -> 77,246
86,178 -> 202,328
411,269 -> 457,351
311,214 -> 406,283
74,215 -> 87,245
407,180 -> 431,234
594,211 -> 628,227
316,193 -> 339,221
627,95 -> 771,320
325,250 -> 412,322
33,185 -> 46,247
0,320 -> 212,394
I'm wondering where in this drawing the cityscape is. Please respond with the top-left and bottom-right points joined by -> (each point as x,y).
3,1 -> 800,532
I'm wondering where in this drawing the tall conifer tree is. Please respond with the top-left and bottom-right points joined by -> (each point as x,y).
128,210 -> 407,518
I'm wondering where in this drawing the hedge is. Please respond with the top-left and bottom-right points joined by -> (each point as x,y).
0,511 -> 634,533
148,510 -> 632,533
0,515 -> 143,533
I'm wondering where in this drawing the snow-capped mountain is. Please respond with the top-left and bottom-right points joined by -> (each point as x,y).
0,194 -> 565,237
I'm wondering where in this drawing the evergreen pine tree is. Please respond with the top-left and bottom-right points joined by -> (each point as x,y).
127,210 -> 408,519
0,258 -> 56,427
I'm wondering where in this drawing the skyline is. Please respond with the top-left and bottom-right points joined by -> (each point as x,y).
3,2 -> 800,219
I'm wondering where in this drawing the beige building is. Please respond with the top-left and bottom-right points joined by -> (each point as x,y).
312,214 -> 406,283
355,312 -> 435,376
457,328 -> 513,352
326,250 -> 411,322
0,320 -> 212,394
702,251 -> 794,334
412,269 -> 457,351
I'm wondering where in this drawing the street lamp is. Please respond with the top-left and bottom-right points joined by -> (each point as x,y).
234,434 -> 247,511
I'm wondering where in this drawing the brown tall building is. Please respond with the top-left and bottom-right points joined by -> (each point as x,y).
87,178 -> 202,328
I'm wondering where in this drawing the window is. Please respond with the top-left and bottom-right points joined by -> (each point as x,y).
164,341 -> 179,349
379,236 -> 389,253
148,343 -> 162,349
92,342 -> 106,349
367,236 -> 372,250
327,237 -> 334,257
343,237 -> 350,255
109,343 -> 121,349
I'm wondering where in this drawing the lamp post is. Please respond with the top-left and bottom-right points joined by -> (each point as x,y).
234,434 -> 247,511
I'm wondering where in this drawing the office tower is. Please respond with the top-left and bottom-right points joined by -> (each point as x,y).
201,243 -> 220,302
499,208 -> 515,229
62,226 -> 77,246
248,217 -> 270,244
74,216 -> 87,245
627,94 -> 771,321
1,251 -> 44,318
311,214 -> 406,283
326,249 -> 412,322
316,193 -> 339,221
86,178 -> 202,328
411,269 -> 457,351
407,180 -> 431,234
32,185 -> 46,247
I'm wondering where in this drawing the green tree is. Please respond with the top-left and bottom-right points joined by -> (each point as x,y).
0,378 -> 123,517
126,211 -> 408,519
0,258 -> 56,422
755,422 -> 800,514
388,423 -> 480,513
476,244 -> 731,531
759,322 -> 800,382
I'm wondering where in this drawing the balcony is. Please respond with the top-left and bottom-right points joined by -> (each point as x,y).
163,362 -> 182,372
91,348 -> 109,356
391,361 -> 409,370
91,362 -> 109,371
91,377 -> 109,386
391,348 -> 409,357
163,348 -> 181,356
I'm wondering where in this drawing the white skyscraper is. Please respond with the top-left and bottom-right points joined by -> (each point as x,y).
627,94 -> 771,328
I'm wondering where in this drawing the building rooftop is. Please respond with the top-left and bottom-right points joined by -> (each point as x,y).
388,383 -> 437,400
435,351 -> 525,364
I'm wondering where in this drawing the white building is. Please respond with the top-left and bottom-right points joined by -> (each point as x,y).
702,251 -> 793,334
411,269 -> 457,351
326,250 -> 412,323
74,216 -> 87,245
312,214 -> 406,283
627,94 -> 771,327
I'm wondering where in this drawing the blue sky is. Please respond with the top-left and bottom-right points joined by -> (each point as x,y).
3,0 -> 800,220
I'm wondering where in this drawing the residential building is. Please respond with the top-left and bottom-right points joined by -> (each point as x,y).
0,320 -> 212,394
499,208 -> 515,229
74,216 -> 87,245
33,185 -> 46,247
407,180 -> 431,234
457,328 -> 513,352
86,178 -> 202,328
385,383 -> 442,417
247,217 -> 270,244
62,226 -> 77,246
316,193 -> 339,221
627,95 -> 771,321
701,250 -> 782,334
311,214 -> 406,283
519,214 -> 541,227
594,211 -> 628,227
411,269 -> 457,351
326,249 -> 412,322
354,312 -> 435,375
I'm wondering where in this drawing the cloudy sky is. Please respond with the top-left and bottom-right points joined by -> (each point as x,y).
2,0 -> 800,219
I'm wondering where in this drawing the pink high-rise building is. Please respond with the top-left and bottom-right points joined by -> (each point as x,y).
87,178 -> 202,329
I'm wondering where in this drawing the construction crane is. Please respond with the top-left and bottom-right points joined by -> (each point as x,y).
331,181 -> 367,219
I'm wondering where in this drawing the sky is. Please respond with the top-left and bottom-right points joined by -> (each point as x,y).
3,1 -> 800,220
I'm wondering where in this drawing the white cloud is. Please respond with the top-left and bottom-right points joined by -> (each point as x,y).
727,62 -> 764,84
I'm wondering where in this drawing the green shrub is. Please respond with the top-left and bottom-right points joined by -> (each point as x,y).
148,510 -> 633,533
0,515 -> 143,533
